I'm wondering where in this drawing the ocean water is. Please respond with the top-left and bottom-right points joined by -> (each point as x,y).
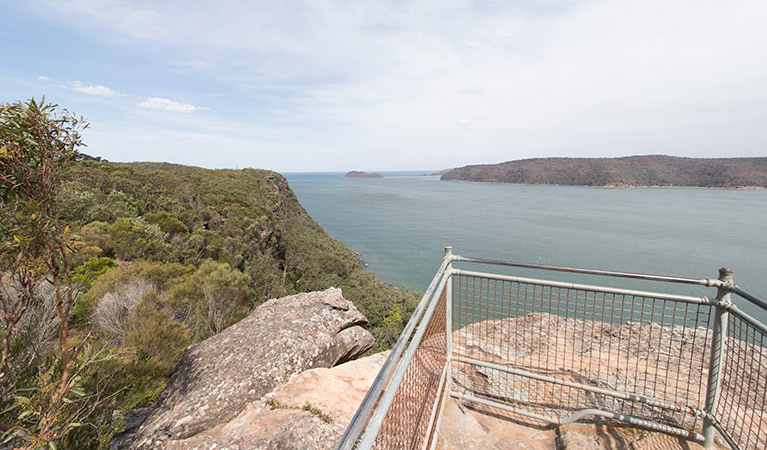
285,172 -> 767,318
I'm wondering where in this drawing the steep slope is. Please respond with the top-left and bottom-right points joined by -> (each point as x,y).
54,160 -> 418,448
60,160 -> 418,349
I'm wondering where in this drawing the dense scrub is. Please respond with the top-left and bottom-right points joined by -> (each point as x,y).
60,160 -> 418,348
441,155 -> 767,187
5,157 -> 418,448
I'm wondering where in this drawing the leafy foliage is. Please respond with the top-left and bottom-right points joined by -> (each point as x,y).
2,99 -> 418,448
55,158 -> 417,449
60,160 -> 420,349
0,98 -> 93,448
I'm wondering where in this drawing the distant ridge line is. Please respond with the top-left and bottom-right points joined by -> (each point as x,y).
440,155 -> 767,188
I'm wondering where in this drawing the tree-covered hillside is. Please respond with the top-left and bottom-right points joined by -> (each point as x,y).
52,160 -> 419,447
441,155 -> 767,187
2,114 -> 417,449
60,160 -> 418,348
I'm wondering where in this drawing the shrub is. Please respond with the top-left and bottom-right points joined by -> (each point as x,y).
92,278 -> 154,344
108,217 -> 169,261
145,211 -> 187,235
123,302 -> 191,369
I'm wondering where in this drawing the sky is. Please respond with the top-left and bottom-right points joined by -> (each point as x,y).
2,0 -> 766,172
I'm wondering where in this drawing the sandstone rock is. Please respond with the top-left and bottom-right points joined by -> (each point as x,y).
169,406 -> 343,450
131,288 -> 374,449
557,432 -> 602,450
110,408 -> 153,450
162,351 -> 389,450
267,350 -> 389,428
437,398 -> 556,450
556,423 -> 709,450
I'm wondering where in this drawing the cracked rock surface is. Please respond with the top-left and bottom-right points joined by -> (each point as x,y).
130,287 -> 373,449
164,351 -> 389,450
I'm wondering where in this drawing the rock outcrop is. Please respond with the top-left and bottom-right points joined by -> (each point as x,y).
447,313 -> 752,449
131,288 -> 374,449
168,351 -> 389,449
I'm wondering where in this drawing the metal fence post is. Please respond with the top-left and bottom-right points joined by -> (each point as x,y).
702,268 -> 733,448
424,246 -> 454,450
445,246 -> 453,384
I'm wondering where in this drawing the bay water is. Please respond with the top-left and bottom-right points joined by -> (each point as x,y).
286,173 -> 767,320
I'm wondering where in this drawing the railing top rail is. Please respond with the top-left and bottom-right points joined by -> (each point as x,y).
730,286 -> 767,312
452,255 -> 723,287
453,254 -> 767,312
452,269 -> 712,305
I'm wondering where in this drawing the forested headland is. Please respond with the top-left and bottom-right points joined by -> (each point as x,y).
0,99 -> 417,449
58,160 -> 417,347
441,155 -> 767,188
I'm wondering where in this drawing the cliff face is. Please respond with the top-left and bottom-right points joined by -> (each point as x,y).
62,161 -> 418,350
49,161 -> 417,448
130,288 -> 374,449
441,155 -> 767,187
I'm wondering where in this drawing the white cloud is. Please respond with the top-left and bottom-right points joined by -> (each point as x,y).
25,0 -> 767,170
138,97 -> 207,113
62,80 -> 119,97
37,75 -> 50,81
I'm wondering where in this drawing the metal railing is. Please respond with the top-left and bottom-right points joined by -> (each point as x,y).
338,247 -> 767,450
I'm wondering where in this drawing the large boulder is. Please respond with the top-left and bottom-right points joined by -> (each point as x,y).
166,351 -> 390,450
131,288 -> 374,449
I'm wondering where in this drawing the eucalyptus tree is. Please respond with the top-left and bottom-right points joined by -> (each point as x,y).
0,98 -> 89,448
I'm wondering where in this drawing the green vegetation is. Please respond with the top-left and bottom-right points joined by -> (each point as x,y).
1,98 -> 93,449
59,161 -> 419,347
302,402 -> 333,424
1,99 -> 418,448
441,155 -> 767,188
265,399 -> 333,424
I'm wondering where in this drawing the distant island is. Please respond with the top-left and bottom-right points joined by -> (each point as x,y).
345,170 -> 383,178
441,155 -> 767,188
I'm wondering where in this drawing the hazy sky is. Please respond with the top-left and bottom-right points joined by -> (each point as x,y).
2,0 -> 766,172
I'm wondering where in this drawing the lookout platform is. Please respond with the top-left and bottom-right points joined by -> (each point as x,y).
338,248 -> 767,450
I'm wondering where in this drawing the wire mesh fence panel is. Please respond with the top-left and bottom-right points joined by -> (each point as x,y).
374,284 -> 448,450
716,310 -> 767,449
345,257 -> 767,450
451,273 -> 713,434
424,377 -> 448,450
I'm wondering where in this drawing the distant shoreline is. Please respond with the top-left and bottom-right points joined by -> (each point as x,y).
382,174 -> 439,179
440,155 -> 767,189
441,179 -> 766,190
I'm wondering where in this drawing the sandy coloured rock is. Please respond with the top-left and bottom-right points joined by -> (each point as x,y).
130,288 -> 374,449
162,351 -> 389,449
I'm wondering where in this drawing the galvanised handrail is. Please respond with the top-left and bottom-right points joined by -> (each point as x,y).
357,270 -> 449,448
730,285 -> 767,312
451,255 -> 728,287
341,248 -> 767,450
336,251 -> 453,450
